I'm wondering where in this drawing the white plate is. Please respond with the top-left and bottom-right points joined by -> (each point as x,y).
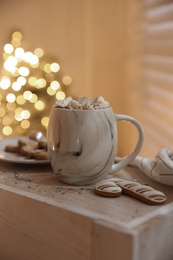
0,136 -> 50,164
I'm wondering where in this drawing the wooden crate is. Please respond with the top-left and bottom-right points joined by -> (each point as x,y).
0,162 -> 173,260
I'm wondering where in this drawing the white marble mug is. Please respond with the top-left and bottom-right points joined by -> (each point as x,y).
47,106 -> 144,185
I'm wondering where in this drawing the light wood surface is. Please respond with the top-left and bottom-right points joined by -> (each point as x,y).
0,161 -> 173,260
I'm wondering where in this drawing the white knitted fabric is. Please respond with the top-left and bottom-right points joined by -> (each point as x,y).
116,148 -> 173,187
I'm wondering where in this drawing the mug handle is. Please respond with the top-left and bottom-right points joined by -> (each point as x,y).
111,114 -> 144,173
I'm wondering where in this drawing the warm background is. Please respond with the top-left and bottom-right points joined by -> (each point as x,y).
0,0 -> 173,159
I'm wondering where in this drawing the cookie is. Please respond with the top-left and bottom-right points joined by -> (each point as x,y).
108,178 -> 167,205
5,145 -> 20,153
35,151 -> 49,160
37,140 -> 47,150
94,180 -> 122,198
19,145 -> 33,157
4,133 -> 48,161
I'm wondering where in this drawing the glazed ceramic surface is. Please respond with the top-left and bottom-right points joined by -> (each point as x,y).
47,107 -> 144,185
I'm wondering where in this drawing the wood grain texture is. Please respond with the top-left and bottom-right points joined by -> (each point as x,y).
0,161 -> 173,260
91,220 -> 135,260
0,187 -> 92,260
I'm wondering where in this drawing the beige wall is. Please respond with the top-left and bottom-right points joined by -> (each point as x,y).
0,0 -> 87,97
0,0 -> 140,156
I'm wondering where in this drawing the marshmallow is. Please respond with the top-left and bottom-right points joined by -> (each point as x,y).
97,100 -> 110,109
69,100 -> 82,110
93,96 -> 110,109
78,96 -> 94,110
56,96 -> 72,108
55,96 -> 110,110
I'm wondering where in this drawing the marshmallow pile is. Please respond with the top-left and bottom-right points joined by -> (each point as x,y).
55,96 -> 110,110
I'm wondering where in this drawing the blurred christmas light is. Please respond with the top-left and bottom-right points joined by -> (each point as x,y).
17,76 -> 26,86
15,47 -> 25,60
36,78 -> 46,88
0,77 -> 11,89
18,66 -> 30,76
6,93 -> 16,103
41,116 -> 49,127
21,110 -> 30,119
4,44 -> 14,54
62,75 -> 72,85
29,94 -> 38,103
34,48 -> 44,57
12,82 -> 22,91
56,91 -> 65,100
4,56 -> 18,72
0,31 -> 72,137
34,100 -> 45,111
50,63 -> 60,73
44,63 -> 51,73
21,119 -> 30,129
23,90 -> 32,100
16,95 -> 25,105
50,80 -> 60,90
3,126 -> 12,135
12,31 -> 22,41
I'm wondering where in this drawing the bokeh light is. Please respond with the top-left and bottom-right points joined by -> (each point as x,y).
18,66 -> 30,76
56,91 -> 65,100
12,31 -> 22,41
41,116 -> 49,127
15,47 -> 24,60
34,100 -> 45,111
4,44 -> 14,54
16,95 -> 26,105
12,82 -> 22,91
0,31 -> 72,137
50,63 -> 60,73
0,77 -> 11,89
6,93 -> 16,103
34,48 -> 44,57
62,75 -> 72,85
3,126 -> 13,135
21,120 -> 30,129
